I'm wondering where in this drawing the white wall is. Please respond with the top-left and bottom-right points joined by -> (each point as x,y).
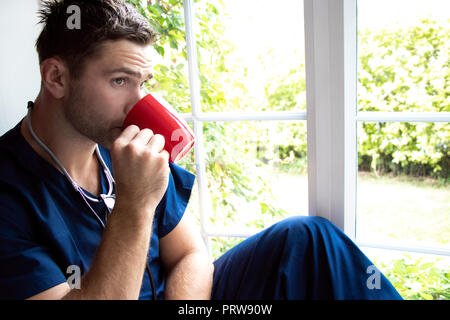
0,0 -> 42,135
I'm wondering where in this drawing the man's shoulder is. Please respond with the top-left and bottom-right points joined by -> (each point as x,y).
0,121 -> 22,151
0,121 -> 38,190
0,121 -> 23,169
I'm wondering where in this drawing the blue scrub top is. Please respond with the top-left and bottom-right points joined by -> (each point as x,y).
0,120 -> 195,300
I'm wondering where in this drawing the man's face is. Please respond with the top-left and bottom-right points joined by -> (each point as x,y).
63,39 -> 154,149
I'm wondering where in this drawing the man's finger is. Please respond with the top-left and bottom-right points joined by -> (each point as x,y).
132,128 -> 154,145
147,134 -> 166,153
117,125 -> 141,144
160,150 -> 170,162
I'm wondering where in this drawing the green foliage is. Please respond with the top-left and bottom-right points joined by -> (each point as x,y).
264,66 -> 306,112
372,254 -> 450,300
210,237 -> 244,261
358,19 -> 450,178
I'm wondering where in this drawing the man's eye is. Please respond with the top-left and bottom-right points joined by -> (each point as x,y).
113,78 -> 126,86
140,80 -> 148,88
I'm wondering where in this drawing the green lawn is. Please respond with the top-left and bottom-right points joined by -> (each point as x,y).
357,172 -> 449,246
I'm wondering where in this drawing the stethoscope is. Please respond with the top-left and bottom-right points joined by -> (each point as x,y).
26,101 -> 157,300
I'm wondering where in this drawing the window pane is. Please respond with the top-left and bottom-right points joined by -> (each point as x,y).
203,120 -> 308,231
356,122 -> 450,247
194,0 -> 306,112
357,0 -> 450,112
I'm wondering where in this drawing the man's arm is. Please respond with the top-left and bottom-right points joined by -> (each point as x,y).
27,126 -> 170,300
28,205 -> 154,300
159,213 -> 214,300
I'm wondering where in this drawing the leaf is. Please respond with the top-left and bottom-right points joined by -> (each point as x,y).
153,44 -> 165,57
169,38 -> 179,50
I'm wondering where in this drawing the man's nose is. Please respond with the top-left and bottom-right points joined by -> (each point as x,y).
124,88 -> 145,115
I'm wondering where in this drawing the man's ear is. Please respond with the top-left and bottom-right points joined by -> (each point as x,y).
39,58 -> 71,99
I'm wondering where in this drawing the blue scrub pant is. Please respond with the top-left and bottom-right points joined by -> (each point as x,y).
211,216 -> 403,300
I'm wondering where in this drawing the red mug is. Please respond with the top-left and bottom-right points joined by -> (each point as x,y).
122,93 -> 195,163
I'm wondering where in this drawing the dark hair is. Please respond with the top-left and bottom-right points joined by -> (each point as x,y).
36,0 -> 157,79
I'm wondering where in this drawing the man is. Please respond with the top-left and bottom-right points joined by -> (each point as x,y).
0,0 -> 402,300
0,0 -> 212,300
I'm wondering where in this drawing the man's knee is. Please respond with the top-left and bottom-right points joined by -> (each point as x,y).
266,215 -> 341,248
273,215 -> 334,233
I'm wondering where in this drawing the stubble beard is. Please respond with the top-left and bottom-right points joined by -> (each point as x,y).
63,82 -> 117,149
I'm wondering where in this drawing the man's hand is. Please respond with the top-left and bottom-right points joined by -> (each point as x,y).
110,125 -> 170,217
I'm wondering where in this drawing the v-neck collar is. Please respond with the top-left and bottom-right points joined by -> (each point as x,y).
4,119 -> 112,200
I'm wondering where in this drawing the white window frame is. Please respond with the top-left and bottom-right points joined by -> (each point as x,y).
304,0 -> 358,240
182,0 -> 450,257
